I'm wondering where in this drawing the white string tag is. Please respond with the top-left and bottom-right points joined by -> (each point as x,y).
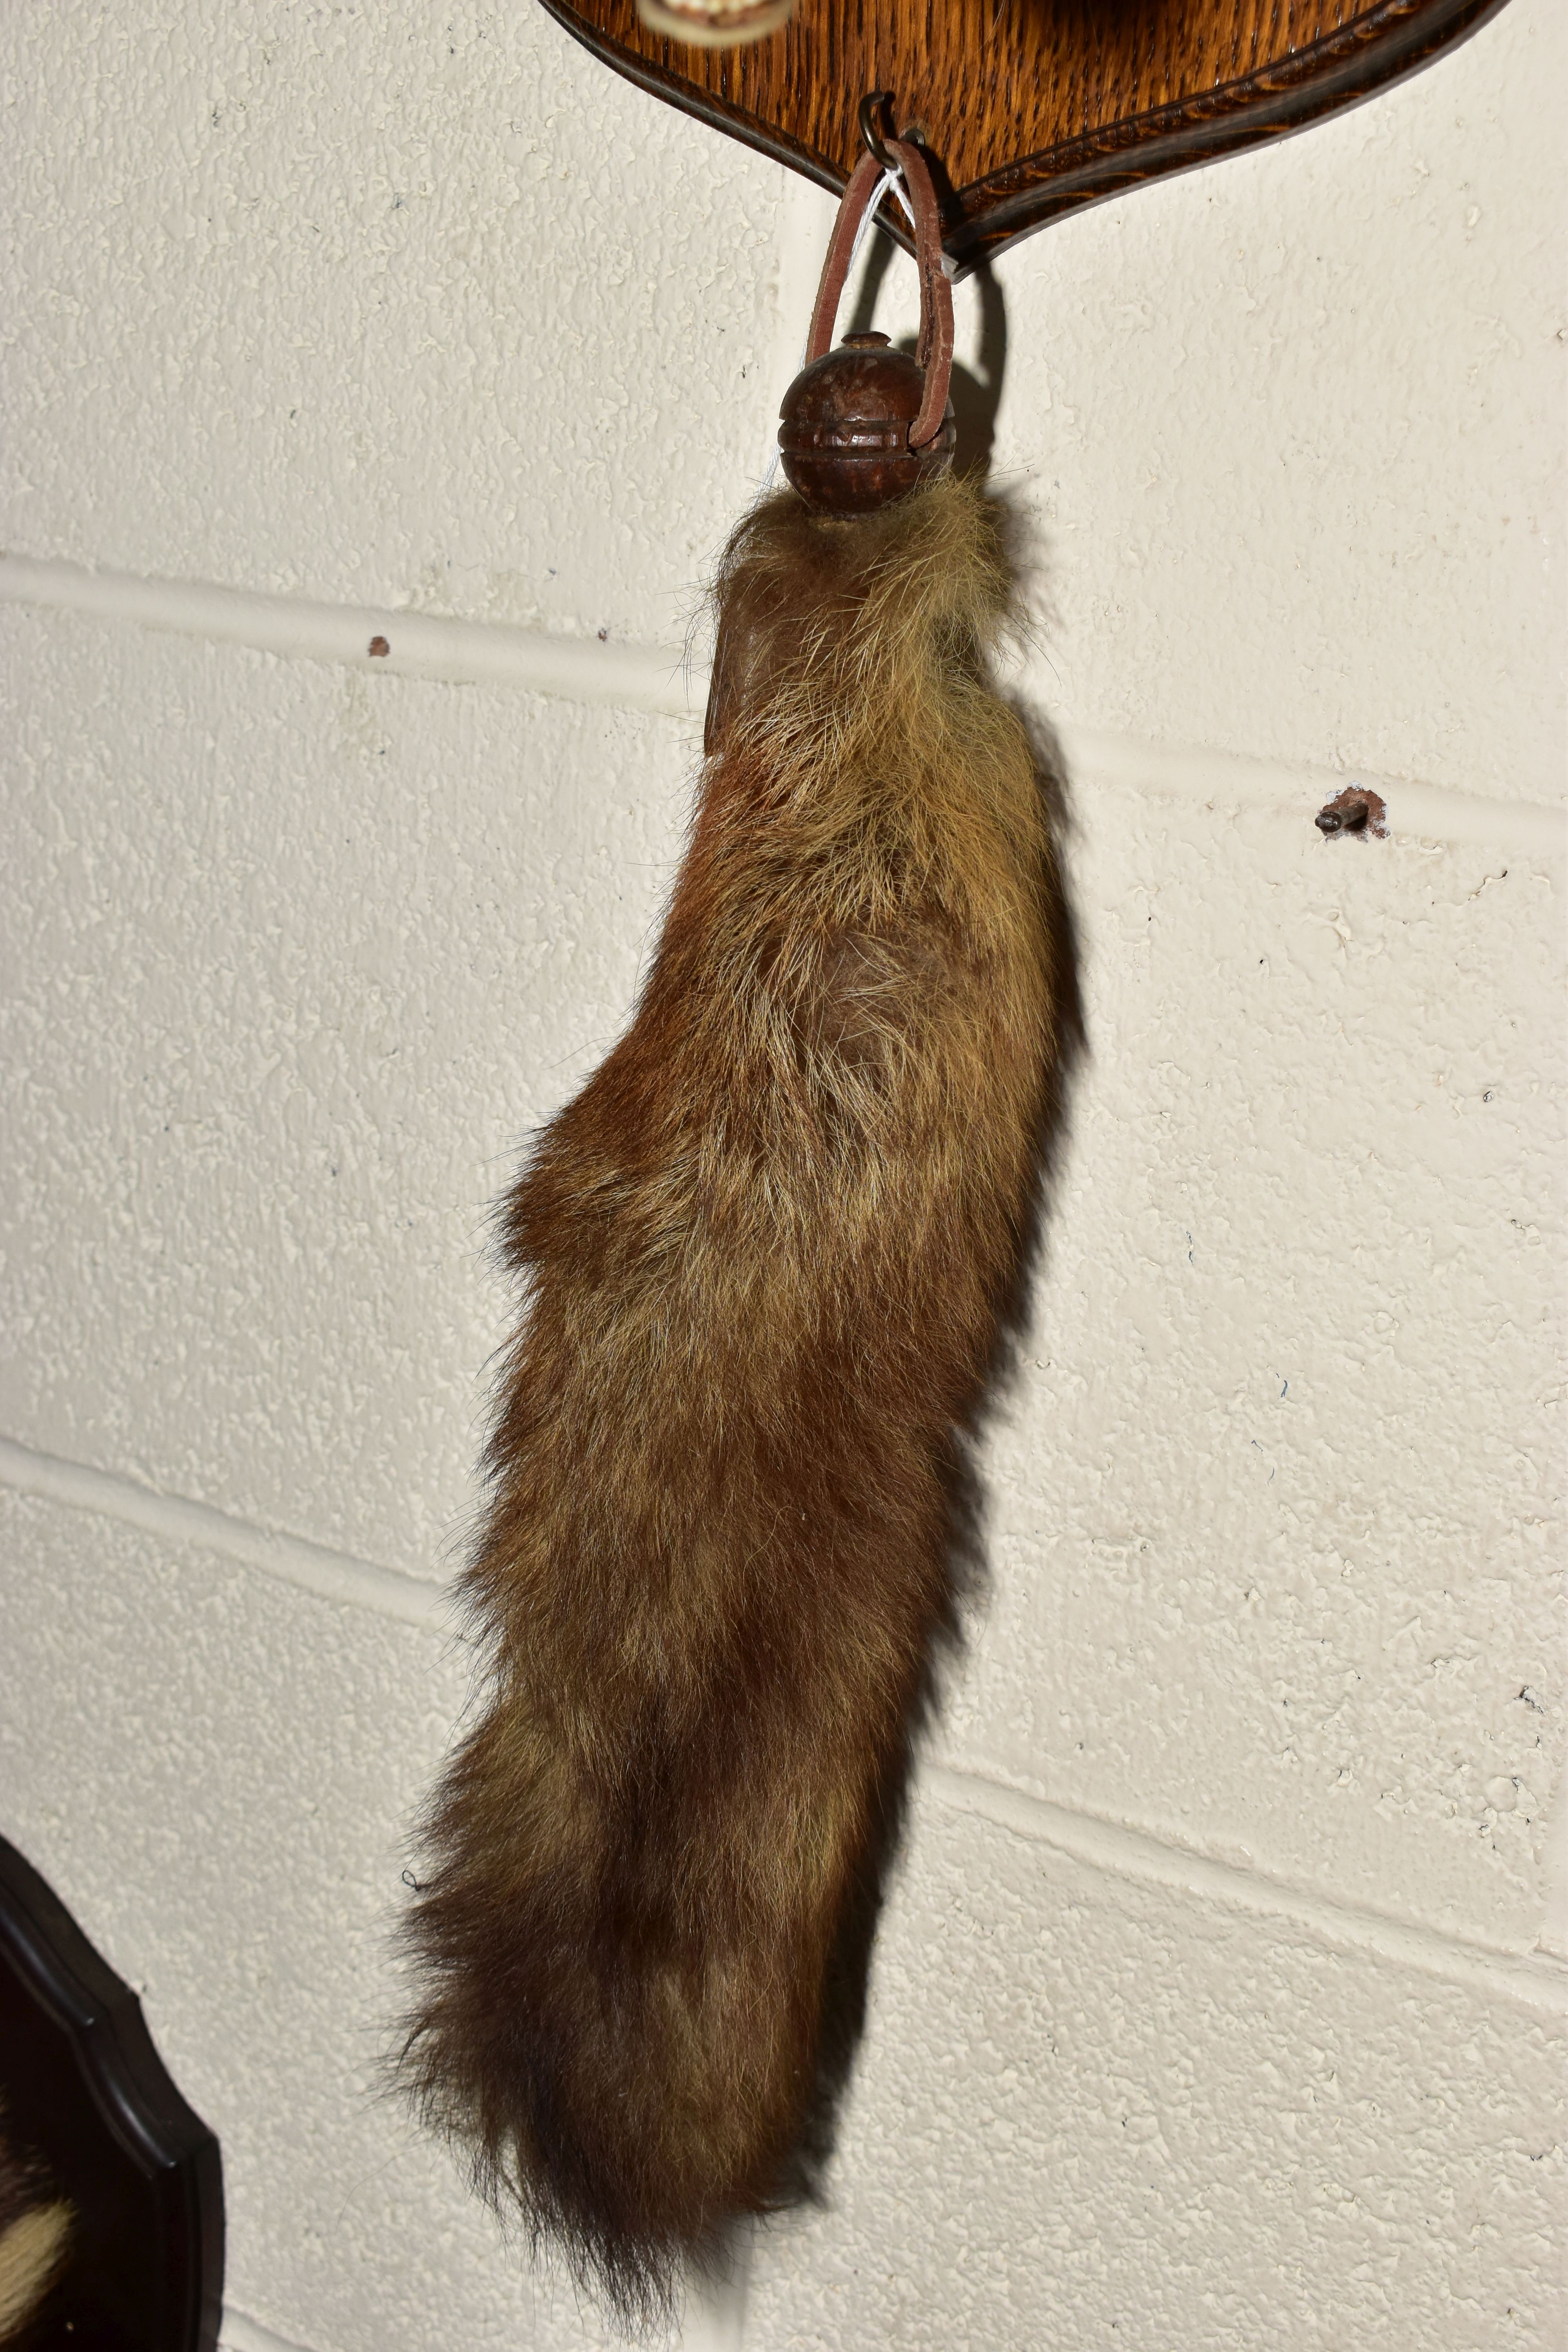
844,164 -> 912,289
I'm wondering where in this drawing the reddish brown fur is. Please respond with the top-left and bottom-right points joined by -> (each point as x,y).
403,477 -> 1058,2323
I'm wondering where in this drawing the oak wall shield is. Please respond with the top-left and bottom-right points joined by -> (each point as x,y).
537,0 -> 1510,274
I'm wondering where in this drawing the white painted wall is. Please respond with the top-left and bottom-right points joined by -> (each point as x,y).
1,4 -> 1563,2347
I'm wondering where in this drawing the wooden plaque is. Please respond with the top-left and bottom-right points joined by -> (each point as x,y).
538,0 -> 1509,274
0,1834 -> 224,2352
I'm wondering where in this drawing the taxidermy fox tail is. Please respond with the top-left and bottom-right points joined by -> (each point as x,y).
402,474 -> 1058,2323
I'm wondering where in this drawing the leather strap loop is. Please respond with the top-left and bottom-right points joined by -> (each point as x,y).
804,152 -> 882,370
889,140 -> 955,450
803,139 -> 955,454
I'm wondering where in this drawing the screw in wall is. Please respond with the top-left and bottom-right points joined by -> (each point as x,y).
1314,787 -> 1387,838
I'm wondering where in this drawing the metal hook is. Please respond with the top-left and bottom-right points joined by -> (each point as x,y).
858,91 -> 898,171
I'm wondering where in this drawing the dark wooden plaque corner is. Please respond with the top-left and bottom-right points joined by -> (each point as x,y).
0,1834 -> 224,2352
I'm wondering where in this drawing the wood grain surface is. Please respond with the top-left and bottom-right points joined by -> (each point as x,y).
537,0 -> 1510,272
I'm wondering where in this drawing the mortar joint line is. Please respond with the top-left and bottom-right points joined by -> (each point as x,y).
1,552 -> 1563,852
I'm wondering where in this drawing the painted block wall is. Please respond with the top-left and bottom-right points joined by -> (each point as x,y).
1,5 -> 1563,2348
